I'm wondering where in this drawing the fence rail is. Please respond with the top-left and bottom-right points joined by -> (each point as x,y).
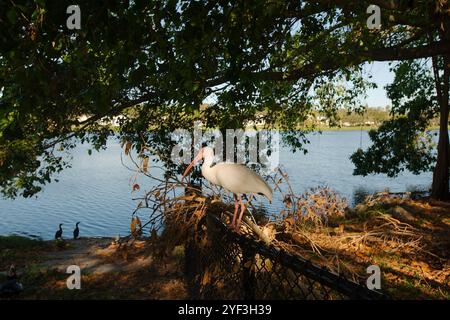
185,214 -> 388,300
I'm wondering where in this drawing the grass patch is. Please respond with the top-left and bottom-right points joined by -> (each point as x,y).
0,235 -> 46,250
0,235 -> 50,270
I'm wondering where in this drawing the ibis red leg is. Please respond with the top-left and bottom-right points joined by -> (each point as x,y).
235,195 -> 246,233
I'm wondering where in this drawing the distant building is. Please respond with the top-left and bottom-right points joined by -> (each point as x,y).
77,114 -> 89,122
316,115 -> 329,125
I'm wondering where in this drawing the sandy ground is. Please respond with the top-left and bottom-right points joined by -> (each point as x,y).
1,237 -> 187,299
40,238 -> 152,274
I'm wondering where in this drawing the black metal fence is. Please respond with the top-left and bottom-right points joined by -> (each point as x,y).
185,214 -> 387,300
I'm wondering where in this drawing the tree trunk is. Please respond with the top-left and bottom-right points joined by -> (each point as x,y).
431,51 -> 450,200
432,105 -> 449,200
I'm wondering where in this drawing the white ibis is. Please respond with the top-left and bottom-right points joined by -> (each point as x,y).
182,147 -> 273,232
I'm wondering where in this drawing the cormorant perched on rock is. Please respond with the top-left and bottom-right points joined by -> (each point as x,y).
55,223 -> 63,240
73,222 -> 80,239
0,265 -> 23,295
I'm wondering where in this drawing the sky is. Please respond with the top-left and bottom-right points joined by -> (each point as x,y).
362,61 -> 395,108
204,61 -> 395,108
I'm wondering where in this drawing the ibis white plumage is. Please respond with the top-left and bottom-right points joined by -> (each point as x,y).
182,147 -> 273,232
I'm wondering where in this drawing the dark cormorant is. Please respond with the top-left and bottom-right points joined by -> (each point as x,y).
0,265 -> 23,295
73,222 -> 80,239
55,223 -> 63,240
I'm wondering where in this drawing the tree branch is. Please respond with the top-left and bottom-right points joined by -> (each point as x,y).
42,93 -> 155,150
206,41 -> 450,87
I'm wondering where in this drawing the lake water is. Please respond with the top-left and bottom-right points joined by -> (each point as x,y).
0,130 -> 432,239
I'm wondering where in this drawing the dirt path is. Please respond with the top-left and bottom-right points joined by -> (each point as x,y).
39,238 -> 154,274
1,237 -> 188,299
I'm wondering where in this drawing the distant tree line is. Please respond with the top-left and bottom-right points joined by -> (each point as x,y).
307,107 -> 441,128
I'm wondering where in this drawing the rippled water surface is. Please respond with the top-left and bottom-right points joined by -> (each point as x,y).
0,131 -> 432,239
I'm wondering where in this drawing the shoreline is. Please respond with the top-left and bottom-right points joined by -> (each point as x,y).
1,195 -> 449,300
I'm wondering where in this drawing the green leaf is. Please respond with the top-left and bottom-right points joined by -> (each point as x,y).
7,9 -> 17,24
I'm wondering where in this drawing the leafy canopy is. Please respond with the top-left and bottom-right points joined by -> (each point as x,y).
351,60 -> 439,177
1,0 -> 449,197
